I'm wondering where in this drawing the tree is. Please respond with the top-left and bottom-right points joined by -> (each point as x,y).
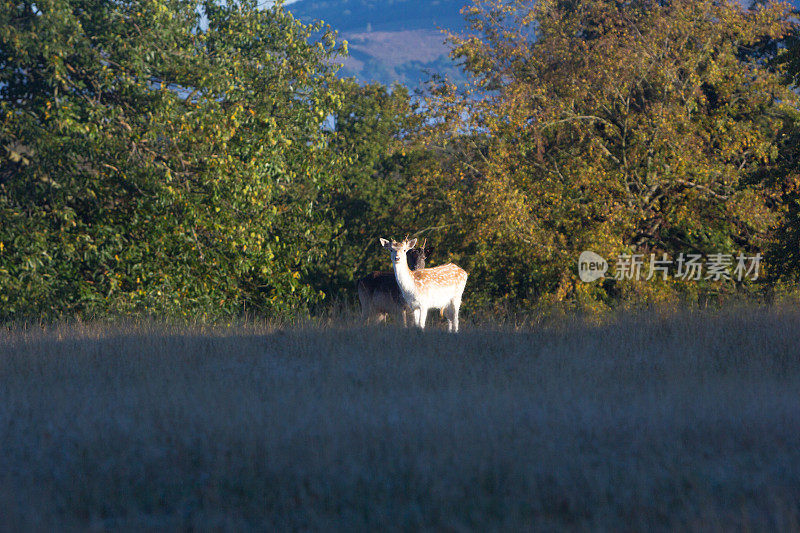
0,0 -> 345,319
424,0 -> 799,309
308,79 -> 434,299
764,6 -> 800,283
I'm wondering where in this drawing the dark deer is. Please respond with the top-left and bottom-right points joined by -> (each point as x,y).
357,239 -> 434,326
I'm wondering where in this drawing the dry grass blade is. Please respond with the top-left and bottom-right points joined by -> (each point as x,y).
1,307 -> 799,530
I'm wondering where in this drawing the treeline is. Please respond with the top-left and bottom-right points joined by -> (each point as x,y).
1,0 -> 799,320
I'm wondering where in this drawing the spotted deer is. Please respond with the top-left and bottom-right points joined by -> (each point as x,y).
357,241 -> 433,326
380,237 -> 467,332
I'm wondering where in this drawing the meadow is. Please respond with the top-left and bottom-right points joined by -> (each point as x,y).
1,307 -> 799,530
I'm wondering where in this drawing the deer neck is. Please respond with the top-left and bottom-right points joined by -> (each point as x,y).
393,254 -> 418,302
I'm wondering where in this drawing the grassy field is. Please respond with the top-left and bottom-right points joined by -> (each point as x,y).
1,307 -> 799,530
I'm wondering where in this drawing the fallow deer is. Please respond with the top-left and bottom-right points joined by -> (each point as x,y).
357,241 -> 433,326
380,237 -> 467,332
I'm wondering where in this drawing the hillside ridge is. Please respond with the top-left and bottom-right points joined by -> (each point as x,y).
287,0 -> 470,86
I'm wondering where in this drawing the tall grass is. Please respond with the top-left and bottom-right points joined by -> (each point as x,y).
1,307 -> 799,530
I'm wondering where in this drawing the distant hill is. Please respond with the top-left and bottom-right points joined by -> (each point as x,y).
286,0 -> 800,88
286,0 -> 468,33
286,0 -> 471,87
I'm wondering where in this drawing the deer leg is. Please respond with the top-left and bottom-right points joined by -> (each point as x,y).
418,307 -> 429,330
361,308 -> 374,325
443,302 -> 456,332
412,308 -> 421,329
452,298 -> 461,333
359,301 -> 369,324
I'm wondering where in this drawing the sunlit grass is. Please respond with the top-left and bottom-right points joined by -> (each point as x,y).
1,307 -> 799,530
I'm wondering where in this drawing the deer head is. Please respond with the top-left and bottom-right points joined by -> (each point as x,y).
380,237 -> 417,266
406,238 -> 433,270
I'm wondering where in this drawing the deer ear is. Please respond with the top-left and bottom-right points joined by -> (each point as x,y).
407,238 -> 418,248
379,238 -> 391,248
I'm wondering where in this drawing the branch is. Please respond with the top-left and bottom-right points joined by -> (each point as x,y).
674,178 -> 729,200
411,225 -> 452,239
536,114 -> 618,131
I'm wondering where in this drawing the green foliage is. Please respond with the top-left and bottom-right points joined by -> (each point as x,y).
767,12 -> 800,282
0,0 -> 345,319
305,79 -> 435,299
2,0 -> 800,320
779,20 -> 800,88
